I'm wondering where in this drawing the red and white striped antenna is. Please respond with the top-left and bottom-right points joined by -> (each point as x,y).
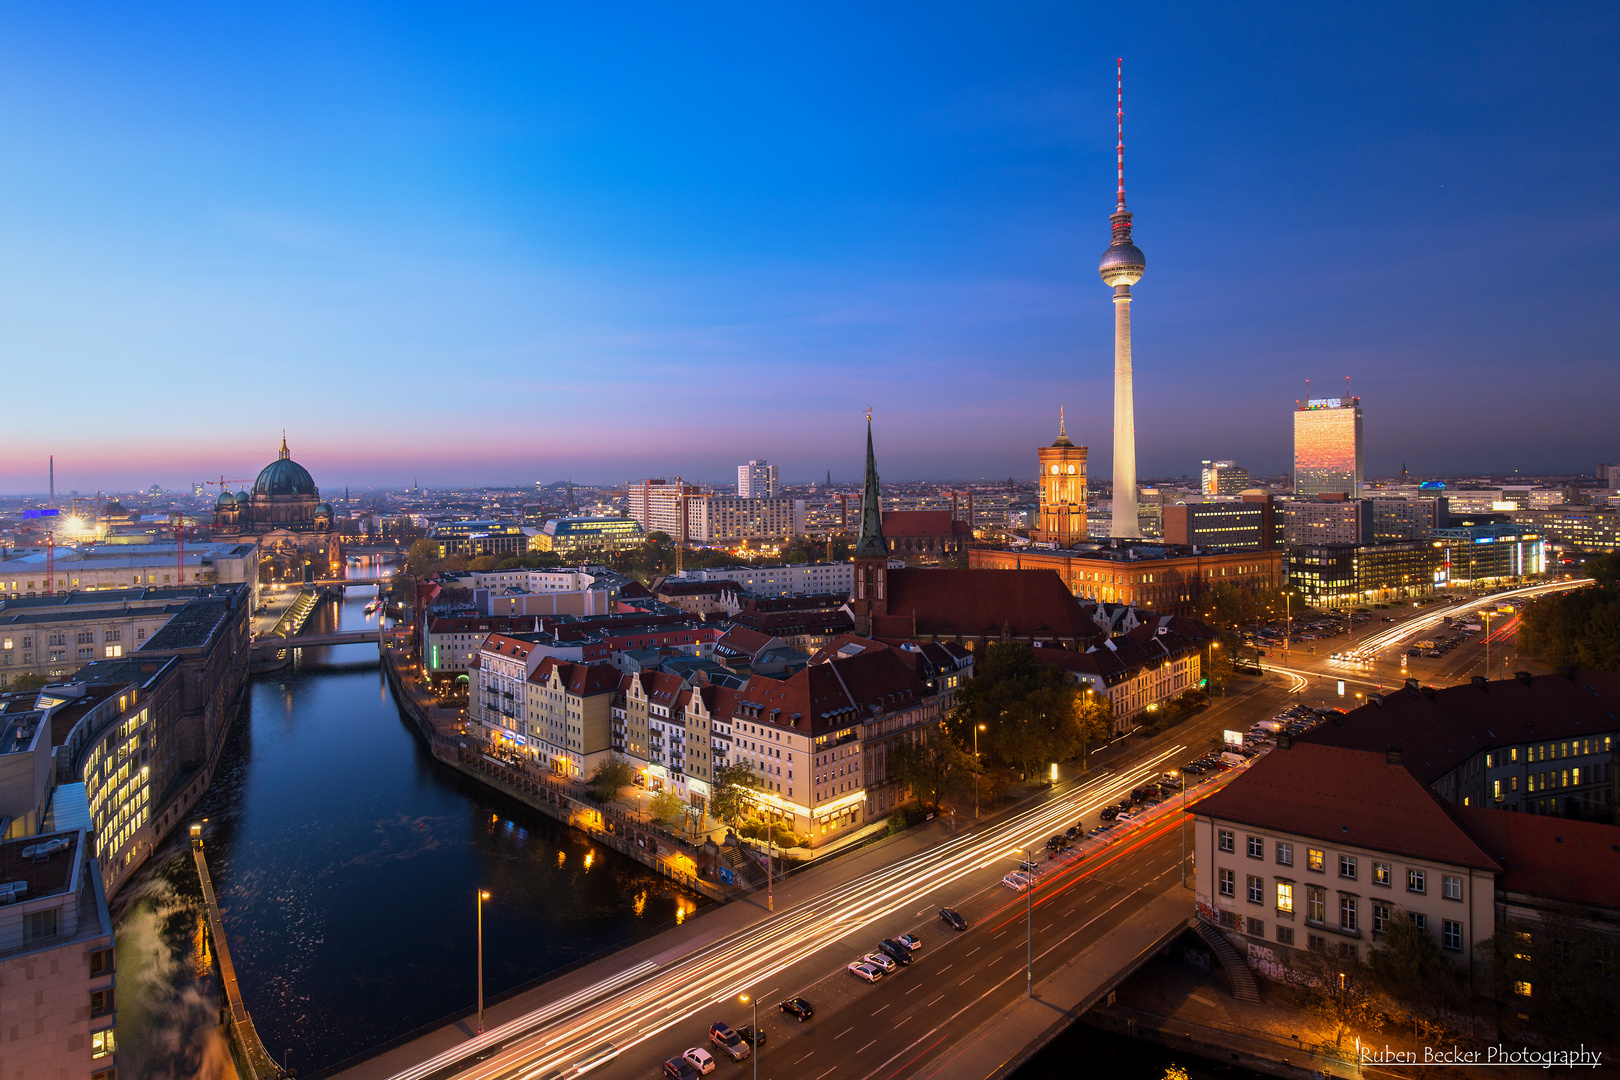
1116,58 -> 1126,210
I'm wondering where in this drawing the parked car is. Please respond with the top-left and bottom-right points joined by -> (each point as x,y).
1019,859 -> 1042,874
1002,872 -> 1030,892
879,939 -> 915,965
736,1026 -> 767,1048
683,1048 -> 717,1076
862,951 -> 896,973
1064,825 -> 1083,841
663,1058 -> 700,1080
779,997 -> 814,1022
939,908 -> 968,932
1099,807 -> 1119,821
708,1023 -> 750,1062
898,932 -> 923,950
847,961 -> 884,983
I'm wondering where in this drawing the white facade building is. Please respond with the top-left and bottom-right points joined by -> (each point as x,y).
737,460 -> 780,499
673,562 -> 855,597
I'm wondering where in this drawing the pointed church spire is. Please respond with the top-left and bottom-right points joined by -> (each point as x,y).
853,409 -> 886,559
1059,405 -> 1067,439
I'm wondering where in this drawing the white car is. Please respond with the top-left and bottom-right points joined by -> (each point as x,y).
1001,872 -> 1030,892
847,961 -> 884,983
683,1048 -> 716,1076
862,951 -> 896,973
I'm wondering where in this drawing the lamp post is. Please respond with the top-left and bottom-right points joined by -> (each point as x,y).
973,724 -> 985,819
1025,844 -> 1035,999
476,889 -> 490,1034
1178,771 -> 1189,886
766,835 -> 774,913
739,992 -> 759,1080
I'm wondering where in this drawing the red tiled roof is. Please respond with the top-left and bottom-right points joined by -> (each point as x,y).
881,510 -> 971,539
880,568 -> 1099,640
1192,742 -> 1501,871
1298,672 -> 1620,785
732,648 -> 924,736
1448,806 -> 1620,910
481,633 -> 538,659
715,625 -> 779,660
530,656 -> 621,696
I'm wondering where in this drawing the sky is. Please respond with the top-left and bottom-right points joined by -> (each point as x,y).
0,3 -> 1616,493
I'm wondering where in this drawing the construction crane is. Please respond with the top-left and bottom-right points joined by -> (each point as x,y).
205,475 -> 252,496
170,510 -> 202,589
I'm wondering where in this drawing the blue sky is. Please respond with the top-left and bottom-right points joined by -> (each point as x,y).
1,3 -> 1616,493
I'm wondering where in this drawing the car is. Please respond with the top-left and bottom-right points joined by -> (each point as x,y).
1019,859 -> 1042,874
898,932 -> 923,950
1002,872 -> 1031,892
939,907 -> 968,931
708,1023 -> 750,1062
1045,835 -> 1063,851
663,1057 -> 700,1080
1064,826 -> 1082,841
862,951 -> 896,973
736,1026 -> 767,1048
848,961 -> 884,983
779,997 -> 814,1022
879,939 -> 915,965
1099,807 -> 1119,821
683,1048 -> 717,1076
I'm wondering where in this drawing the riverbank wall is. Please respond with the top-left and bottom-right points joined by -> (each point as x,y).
379,648 -> 731,903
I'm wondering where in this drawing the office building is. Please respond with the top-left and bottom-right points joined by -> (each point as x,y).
1032,412 -> 1088,546
627,479 -> 701,540
1201,460 -> 1250,496
1281,495 -> 1374,547
684,495 -> 805,541
737,460 -> 779,499
425,521 -> 531,559
1287,541 -> 1442,608
1293,396 -> 1363,497
0,587 -> 227,687
1163,500 -> 1271,552
969,545 -> 1286,619
672,563 -> 855,598
531,516 -> 643,555
1431,523 -> 1545,585
0,542 -> 259,605
523,658 -> 620,780
1370,496 -> 1449,542
1510,506 -> 1620,554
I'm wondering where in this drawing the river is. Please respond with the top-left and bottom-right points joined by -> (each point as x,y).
111,570 -> 703,1079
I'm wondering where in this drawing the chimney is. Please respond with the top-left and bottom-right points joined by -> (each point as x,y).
1368,692 -> 1384,707
1515,670 -> 1533,686
1276,732 -> 1291,750
1472,675 -> 1488,691
1404,677 -> 1420,694
1420,685 -> 1436,699
1385,746 -> 1403,766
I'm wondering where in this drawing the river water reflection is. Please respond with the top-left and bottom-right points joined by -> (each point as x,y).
113,573 -> 701,1078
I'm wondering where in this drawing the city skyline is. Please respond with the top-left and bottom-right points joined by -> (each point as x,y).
0,5 -> 1616,492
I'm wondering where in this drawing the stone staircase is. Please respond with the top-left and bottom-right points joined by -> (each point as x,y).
1191,919 -> 1263,1002
719,844 -> 768,890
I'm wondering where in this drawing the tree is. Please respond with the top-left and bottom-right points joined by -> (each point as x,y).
6,673 -> 49,694
708,762 -> 762,824
1289,947 -> 1383,1050
1518,562 -> 1620,671
406,538 -> 439,572
951,641 -> 1091,779
889,726 -> 972,811
586,754 -> 637,801
1480,913 -> 1620,1048
1366,910 -> 1470,1037
649,789 -> 684,826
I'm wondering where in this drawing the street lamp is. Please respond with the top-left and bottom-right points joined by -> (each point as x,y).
973,724 -> 986,819
739,992 -> 759,1080
1025,844 -> 1035,999
476,889 -> 491,1034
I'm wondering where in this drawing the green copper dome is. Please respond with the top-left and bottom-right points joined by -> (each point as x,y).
252,436 -> 317,498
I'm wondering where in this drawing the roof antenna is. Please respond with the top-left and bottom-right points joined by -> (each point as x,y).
1116,58 -> 1126,211
1059,404 -> 1067,438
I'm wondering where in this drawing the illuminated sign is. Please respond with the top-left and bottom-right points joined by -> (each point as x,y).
1418,481 -> 1446,490
22,509 -> 60,519
1306,398 -> 1343,409
1223,729 -> 1244,748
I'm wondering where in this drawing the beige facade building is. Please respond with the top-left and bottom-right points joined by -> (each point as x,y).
0,542 -> 259,608
522,658 -> 619,780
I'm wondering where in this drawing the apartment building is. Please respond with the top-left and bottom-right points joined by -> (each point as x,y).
627,479 -> 701,538
685,495 -> 805,541
1280,496 -> 1373,547
1033,619 -> 1208,729
671,562 -> 856,598
475,633 -> 546,754
522,658 -> 619,780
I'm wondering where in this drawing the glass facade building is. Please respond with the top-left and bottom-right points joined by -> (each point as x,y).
1293,397 -> 1363,497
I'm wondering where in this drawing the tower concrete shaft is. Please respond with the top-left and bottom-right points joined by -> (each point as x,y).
1111,285 -> 1140,537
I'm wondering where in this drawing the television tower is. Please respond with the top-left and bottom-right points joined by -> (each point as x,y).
1099,59 -> 1145,539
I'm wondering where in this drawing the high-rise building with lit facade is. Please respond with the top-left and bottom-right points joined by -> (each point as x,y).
737,460 -> 779,499
1201,460 -> 1250,496
1032,412 -> 1087,546
1293,397 -> 1363,497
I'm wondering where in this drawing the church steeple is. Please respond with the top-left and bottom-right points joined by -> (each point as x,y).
278,431 -> 290,460
853,410 -> 886,559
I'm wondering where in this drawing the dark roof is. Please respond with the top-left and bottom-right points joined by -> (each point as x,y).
881,510 -> 971,539
0,830 -> 80,900
140,596 -> 232,652
1297,672 -> 1620,785
531,657 -> 620,696
874,568 -> 1099,641
732,647 -> 924,736
1449,806 -> 1620,911
1193,742 -> 1501,871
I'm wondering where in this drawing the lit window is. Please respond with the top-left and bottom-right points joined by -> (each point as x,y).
1276,881 -> 1294,914
1307,848 -> 1324,872
1408,868 -> 1426,893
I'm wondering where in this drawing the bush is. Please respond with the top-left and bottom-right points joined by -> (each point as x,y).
886,805 -> 930,835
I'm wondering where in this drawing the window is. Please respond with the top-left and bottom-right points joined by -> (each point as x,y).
1306,886 -> 1325,924
1339,855 -> 1357,880
1412,913 -> 1427,932
1339,942 -> 1358,960
1246,916 -> 1264,936
91,988 -> 115,1016
1219,868 -> 1234,897
23,908 -> 59,943
1276,926 -> 1295,946
76,630 -> 95,644
1218,910 -> 1238,929
1247,875 -> 1263,904
1307,933 -> 1327,953
1442,875 -> 1463,901
1407,868 -> 1426,893
1373,903 -> 1390,934
1340,896 -> 1358,933
92,1029 -> 116,1059
1513,980 -> 1532,997
89,947 -> 115,975
1596,946 -> 1613,980
1307,848 -> 1324,872
1276,842 -> 1293,866
1245,835 -> 1263,858
1553,938 -> 1573,963
1218,829 -> 1234,853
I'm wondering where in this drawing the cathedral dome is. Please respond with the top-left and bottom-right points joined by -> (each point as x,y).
253,436 -> 317,498
214,491 -> 236,509
313,502 -> 333,516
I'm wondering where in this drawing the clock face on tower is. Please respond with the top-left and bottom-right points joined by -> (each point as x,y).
1050,465 -> 1060,475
